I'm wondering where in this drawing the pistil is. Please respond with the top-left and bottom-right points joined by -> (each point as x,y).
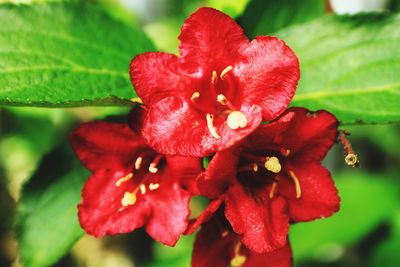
264,156 -> 282,173
227,111 -> 247,130
230,242 -> 246,267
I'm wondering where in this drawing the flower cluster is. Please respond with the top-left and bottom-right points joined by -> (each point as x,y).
70,7 -> 341,267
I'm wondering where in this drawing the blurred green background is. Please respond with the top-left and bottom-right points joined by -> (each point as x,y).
0,0 -> 399,266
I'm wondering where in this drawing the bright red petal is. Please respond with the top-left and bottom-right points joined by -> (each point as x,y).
279,163 -> 340,222
197,149 -> 239,198
186,199 -> 223,235
142,97 -> 262,157
78,169 -> 151,237
179,7 -> 248,73
224,182 -> 290,253
130,52 -> 190,106
244,242 -> 293,267
69,121 -> 145,172
145,171 -> 192,246
236,36 -> 300,120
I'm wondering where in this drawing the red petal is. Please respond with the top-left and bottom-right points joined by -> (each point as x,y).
279,163 -> 340,222
247,108 -> 338,162
130,52 -> 190,106
244,242 -> 292,267
191,217 -> 236,267
197,149 -> 240,198
236,36 -> 300,120
165,155 -> 203,196
224,182 -> 290,253
145,170 -> 192,246
78,169 -> 151,237
179,7 -> 248,73
186,198 -> 223,235
69,121 -> 145,172
142,97 -> 262,157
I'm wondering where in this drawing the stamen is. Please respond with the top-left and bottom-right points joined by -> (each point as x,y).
121,192 -> 137,207
230,242 -> 246,267
280,148 -> 291,157
211,70 -> 218,84
264,156 -> 282,173
221,230 -> 229,237
216,94 -> 228,105
190,91 -> 200,102
149,154 -> 163,173
220,65 -> 233,80
135,156 -> 143,170
206,113 -> 221,139
149,183 -> 160,191
115,173 -> 133,187
252,163 -> 258,172
139,184 -> 146,194
269,182 -> 278,199
289,170 -> 302,199
149,163 -> 158,173
227,111 -> 247,130
345,154 -> 359,167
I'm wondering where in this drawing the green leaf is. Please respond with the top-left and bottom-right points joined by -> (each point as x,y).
16,145 -> 89,267
241,0 -> 324,38
290,171 -> 398,261
0,3 -> 154,107
275,14 -> 400,124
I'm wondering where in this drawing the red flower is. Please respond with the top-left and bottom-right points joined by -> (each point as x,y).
69,118 -> 202,246
130,7 -> 299,157
188,201 -> 293,267
198,108 -> 340,253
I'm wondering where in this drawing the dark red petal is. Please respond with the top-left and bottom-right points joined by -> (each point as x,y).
197,149 -> 240,198
237,36 -> 300,120
191,217 -> 236,267
247,108 -> 338,162
244,242 -> 292,267
142,97 -> 262,157
78,169 -> 151,237
179,7 -> 248,72
69,121 -> 145,171
130,52 -> 190,106
224,182 -> 289,253
279,163 -> 340,222
186,199 -> 223,235
165,155 -> 203,196
145,171 -> 192,246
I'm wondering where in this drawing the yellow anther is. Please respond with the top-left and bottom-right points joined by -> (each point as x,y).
130,97 -> 143,104
269,182 -> 278,199
289,170 -> 302,199
191,91 -> 200,102
206,113 -> 221,139
264,156 -> 282,173
220,65 -> 233,80
230,255 -> 246,267
211,70 -> 218,84
149,183 -> 160,191
135,156 -> 143,170
115,173 -> 133,187
252,163 -> 258,172
121,192 -> 137,207
149,163 -> 158,173
227,111 -> 247,130
139,184 -> 146,194
216,94 -> 228,105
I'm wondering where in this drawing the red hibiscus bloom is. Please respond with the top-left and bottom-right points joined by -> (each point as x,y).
130,7 -> 299,157
188,200 -> 293,267
198,107 -> 340,253
69,116 -> 202,246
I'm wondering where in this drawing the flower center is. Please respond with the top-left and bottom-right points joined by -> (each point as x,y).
238,149 -> 302,200
189,65 -> 248,138
116,153 -> 164,209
